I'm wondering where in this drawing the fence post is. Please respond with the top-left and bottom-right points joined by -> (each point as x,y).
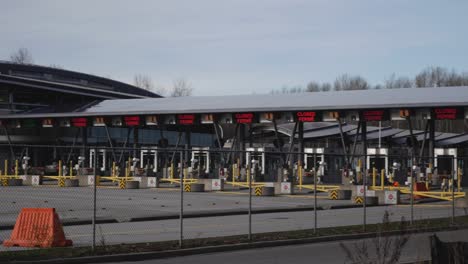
313,153 -> 317,234
92,147 -> 97,251
179,151 -> 184,248
248,152 -> 252,242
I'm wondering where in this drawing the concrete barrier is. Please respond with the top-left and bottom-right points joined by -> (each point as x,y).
133,177 -> 158,188
381,190 -> 400,205
353,195 -> 379,205
261,186 -> 275,196
455,196 -> 468,209
274,182 -> 293,195
328,189 -> 352,200
19,175 -> 42,186
78,175 -> 100,186
65,179 -> 79,187
125,180 -> 140,189
7,179 -> 23,186
188,183 -> 205,192
197,179 -> 224,191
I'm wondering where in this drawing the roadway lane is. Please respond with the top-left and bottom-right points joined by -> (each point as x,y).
101,229 -> 468,264
0,203 -> 464,249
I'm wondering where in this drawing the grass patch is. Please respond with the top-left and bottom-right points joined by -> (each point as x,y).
1,214 -> 468,262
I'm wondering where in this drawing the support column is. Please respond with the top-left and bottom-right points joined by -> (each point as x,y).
429,119 -> 435,164
185,127 -> 191,165
298,122 -> 304,185
361,120 -> 367,230
298,122 -> 304,164
81,127 -> 88,161
133,127 -> 139,158
239,124 -> 245,166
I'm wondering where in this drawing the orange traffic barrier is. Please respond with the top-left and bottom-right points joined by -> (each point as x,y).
3,208 -> 72,248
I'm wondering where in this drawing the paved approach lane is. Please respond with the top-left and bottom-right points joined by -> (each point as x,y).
102,229 -> 468,264
1,202 -> 463,249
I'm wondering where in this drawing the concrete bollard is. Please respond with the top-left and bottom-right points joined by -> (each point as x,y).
189,183 -> 205,192
7,179 -> 23,186
65,179 -> 79,187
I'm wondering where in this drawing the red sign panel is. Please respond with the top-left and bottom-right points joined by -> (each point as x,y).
235,113 -> 254,124
296,112 -> 317,122
362,110 -> 386,121
434,108 -> 458,120
178,114 -> 196,125
124,116 -> 140,126
72,118 -> 87,127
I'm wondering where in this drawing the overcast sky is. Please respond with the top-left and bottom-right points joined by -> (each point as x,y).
1,0 -> 467,96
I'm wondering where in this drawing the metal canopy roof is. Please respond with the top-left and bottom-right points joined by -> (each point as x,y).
0,74 -> 150,99
1,86 -> 468,119
436,133 -> 468,146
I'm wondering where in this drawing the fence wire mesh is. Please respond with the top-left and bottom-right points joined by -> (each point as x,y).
0,144 -> 467,252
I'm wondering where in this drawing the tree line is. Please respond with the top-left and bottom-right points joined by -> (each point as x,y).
273,68 -> 468,94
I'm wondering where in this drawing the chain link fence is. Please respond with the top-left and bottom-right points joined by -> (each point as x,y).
0,144 -> 467,251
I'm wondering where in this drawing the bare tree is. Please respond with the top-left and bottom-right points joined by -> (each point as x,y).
170,78 -> 193,97
133,74 -> 167,95
321,82 -> 332,92
334,74 -> 369,91
340,211 -> 409,264
306,81 -> 321,92
415,66 -> 450,87
385,73 -> 413,89
10,48 -> 34,64
134,74 -> 154,91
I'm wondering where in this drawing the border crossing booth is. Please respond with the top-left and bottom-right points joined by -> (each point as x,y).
191,147 -> 210,178
89,149 -> 107,175
303,148 -> 324,183
434,148 -> 458,187
367,148 -> 388,185
245,147 -> 266,181
140,147 -> 158,176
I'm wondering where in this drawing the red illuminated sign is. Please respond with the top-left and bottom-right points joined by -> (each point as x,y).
434,108 -> 458,120
362,110 -> 386,121
296,112 -> 316,122
235,113 -> 254,124
124,116 -> 140,126
178,114 -> 196,125
72,118 -> 87,127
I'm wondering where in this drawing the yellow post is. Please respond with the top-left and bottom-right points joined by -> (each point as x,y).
125,160 -> 129,179
170,162 -> 174,179
58,160 -> 62,177
232,164 -> 236,185
112,161 -> 116,177
15,160 -> 18,177
70,161 -> 73,177
4,160 -> 7,176
372,167 -> 376,188
247,163 -> 251,185
381,169 -> 385,190
237,158 -> 241,181
298,160 -> 303,191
